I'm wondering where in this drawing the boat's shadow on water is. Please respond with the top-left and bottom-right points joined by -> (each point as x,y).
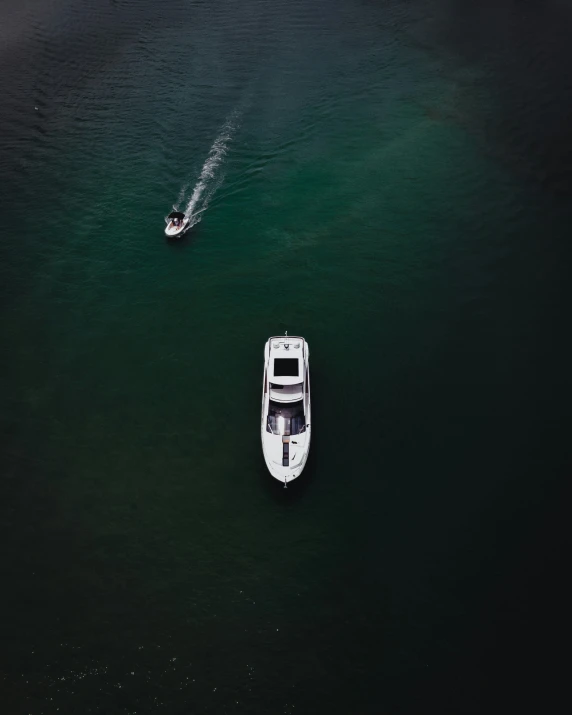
164,224 -> 200,250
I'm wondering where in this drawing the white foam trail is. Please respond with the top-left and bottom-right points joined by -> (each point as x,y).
177,111 -> 239,227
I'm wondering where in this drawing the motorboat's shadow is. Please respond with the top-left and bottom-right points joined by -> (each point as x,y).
164,224 -> 198,250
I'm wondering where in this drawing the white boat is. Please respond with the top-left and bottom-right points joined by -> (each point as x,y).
261,333 -> 311,486
165,211 -> 190,238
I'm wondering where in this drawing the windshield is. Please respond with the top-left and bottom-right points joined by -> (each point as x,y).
274,358 -> 299,377
266,399 -> 306,435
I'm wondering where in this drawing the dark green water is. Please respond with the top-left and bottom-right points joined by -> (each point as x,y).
1,1 -> 571,712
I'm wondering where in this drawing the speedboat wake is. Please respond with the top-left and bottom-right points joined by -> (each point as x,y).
165,111 -> 239,237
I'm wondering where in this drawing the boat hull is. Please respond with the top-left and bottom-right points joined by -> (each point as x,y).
164,218 -> 190,237
261,442 -> 311,484
261,335 -> 311,484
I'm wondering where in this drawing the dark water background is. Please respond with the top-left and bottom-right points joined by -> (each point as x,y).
1,1 -> 571,712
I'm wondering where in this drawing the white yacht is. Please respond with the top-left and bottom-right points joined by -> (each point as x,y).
261,333 -> 311,486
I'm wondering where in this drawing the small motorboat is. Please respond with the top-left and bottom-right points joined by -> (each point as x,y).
261,333 -> 311,486
165,211 -> 190,238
